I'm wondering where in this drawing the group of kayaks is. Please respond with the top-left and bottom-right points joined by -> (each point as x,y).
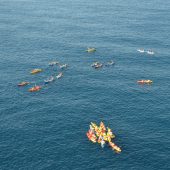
18,61 -> 67,92
87,122 -> 121,153
86,48 -> 115,69
18,80 -> 42,92
87,47 -> 153,86
137,49 -> 154,55
44,72 -> 63,84
91,60 -> 115,69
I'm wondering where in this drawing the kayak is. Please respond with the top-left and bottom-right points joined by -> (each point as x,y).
91,62 -> 100,67
137,80 -> 153,84
48,61 -> 59,66
103,133 -> 108,141
101,140 -> 105,148
91,122 -> 99,134
28,86 -> 41,92
137,49 -> 145,53
100,122 -> 106,132
18,81 -> 29,86
87,130 -> 97,143
109,141 -> 121,153
105,60 -> 115,66
147,50 -> 154,55
30,69 -> 43,74
107,128 -> 115,139
56,72 -> 63,79
91,122 -> 98,129
44,76 -> 54,84
87,133 -> 96,143
59,64 -> 68,69
86,47 -> 96,53
94,63 -> 103,69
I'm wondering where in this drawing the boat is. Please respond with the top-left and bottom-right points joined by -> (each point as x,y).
106,127 -> 115,140
44,76 -> 54,84
137,49 -> 145,53
109,141 -> 121,153
91,62 -> 100,67
59,64 -> 68,69
100,122 -> 106,132
94,63 -> 103,69
28,85 -> 41,92
48,61 -> 59,66
105,60 -> 115,66
137,80 -> 153,84
91,62 -> 103,69
56,72 -> 63,79
86,47 -> 96,53
101,140 -> 105,148
18,81 -> 29,86
147,50 -> 154,55
87,130 -> 97,143
91,122 -> 99,134
30,69 -> 43,74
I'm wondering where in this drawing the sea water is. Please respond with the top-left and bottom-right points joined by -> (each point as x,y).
0,0 -> 170,169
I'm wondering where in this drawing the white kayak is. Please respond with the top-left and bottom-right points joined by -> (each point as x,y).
59,64 -> 68,69
56,72 -> 63,79
147,50 -> 154,55
44,76 -> 54,84
101,140 -> 105,148
137,49 -> 145,53
91,62 -> 100,67
105,60 -> 115,66
49,61 -> 59,66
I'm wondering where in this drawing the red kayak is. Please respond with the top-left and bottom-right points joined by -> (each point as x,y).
87,130 -> 97,143
28,86 -> 41,92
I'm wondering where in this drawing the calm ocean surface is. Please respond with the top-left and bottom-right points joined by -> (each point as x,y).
0,0 -> 170,169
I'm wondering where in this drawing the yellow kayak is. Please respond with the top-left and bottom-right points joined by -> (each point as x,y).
100,122 -> 106,131
86,48 -> 96,53
91,122 -> 98,129
107,127 -> 115,139
137,80 -> 153,84
109,141 -> 121,153
30,69 -> 43,74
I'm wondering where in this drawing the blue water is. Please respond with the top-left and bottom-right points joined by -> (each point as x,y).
0,0 -> 170,169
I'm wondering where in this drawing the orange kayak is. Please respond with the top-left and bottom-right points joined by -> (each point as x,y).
109,141 -> 121,153
18,82 -> 29,86
28,86 -> 41,92
30,69 -> 43,74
